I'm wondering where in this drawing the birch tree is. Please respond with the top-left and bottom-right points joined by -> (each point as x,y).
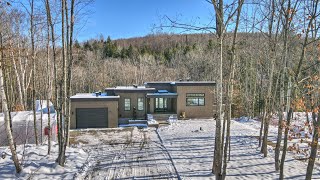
0,1 -> 22,173
44,0 -> 58,155
56,0 -> 76,166
29,0 -> 39,146
222,0 -> 244,178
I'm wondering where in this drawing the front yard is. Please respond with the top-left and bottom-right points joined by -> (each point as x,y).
1,118 -> 320,179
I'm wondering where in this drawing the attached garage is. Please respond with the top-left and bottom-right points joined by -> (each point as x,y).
70,93 -> 119,129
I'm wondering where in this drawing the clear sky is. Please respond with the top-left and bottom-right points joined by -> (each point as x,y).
77,0 -> 215,41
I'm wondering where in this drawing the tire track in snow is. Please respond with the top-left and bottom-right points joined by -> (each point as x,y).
156,129 -> 181,180
76,128 -> 178,179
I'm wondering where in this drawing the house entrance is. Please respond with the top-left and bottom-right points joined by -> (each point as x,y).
155,97 -> 167,112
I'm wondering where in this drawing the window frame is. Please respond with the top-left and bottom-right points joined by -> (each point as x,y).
137,97 -> 144,111
124,98 -> 131,111
186,93 -> 205,106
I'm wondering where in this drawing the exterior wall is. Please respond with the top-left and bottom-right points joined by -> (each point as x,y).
145,84 -> 174,92
116,92 -> 146,119
70,100 -> 118,129
176,85 -> 215,118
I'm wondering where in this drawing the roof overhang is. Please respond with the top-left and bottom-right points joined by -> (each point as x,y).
146,93 -> 178,98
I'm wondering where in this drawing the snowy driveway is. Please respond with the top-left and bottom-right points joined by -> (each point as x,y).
72,119 -> 320,180
72,128 -> 179,180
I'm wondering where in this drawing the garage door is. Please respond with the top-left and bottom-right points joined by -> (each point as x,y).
76,108 -> 108,128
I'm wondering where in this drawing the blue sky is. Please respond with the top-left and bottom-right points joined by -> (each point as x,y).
77,0 -> 215,41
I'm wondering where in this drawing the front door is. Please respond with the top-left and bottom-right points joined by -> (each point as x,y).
155,98 -> 167,112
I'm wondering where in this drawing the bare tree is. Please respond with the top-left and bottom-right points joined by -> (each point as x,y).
44,0 -> 58,155
0,4 -> 22,171
29,0 -> 39,145
279,0 -> 316,178
222,0 -> 244,178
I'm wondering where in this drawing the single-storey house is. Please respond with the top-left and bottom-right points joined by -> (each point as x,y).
70,81 -> 216,129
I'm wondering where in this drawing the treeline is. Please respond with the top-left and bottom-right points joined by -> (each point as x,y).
72,33 -> 221,93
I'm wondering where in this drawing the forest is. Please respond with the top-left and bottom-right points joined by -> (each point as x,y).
0,0 -> 320,179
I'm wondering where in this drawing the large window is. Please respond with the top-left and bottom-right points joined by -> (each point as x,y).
186,93 -> 205,106
124,98 -> 131,111
138,98 -> 144,111
155,98 -> 167,110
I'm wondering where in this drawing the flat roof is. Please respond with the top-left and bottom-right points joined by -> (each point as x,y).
107,86 -> 155,90
70,93 -> 119,101
145,81 -> 216,86
144,81 -> 173,84
175,81 -> 216,86
105,86 -> 156,93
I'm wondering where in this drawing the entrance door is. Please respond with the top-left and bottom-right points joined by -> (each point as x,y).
155,98 -> 167,112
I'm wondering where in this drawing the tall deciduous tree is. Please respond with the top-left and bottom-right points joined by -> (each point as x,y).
0,2 -> 22,172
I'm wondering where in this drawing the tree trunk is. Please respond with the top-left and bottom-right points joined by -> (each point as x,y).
275,78 -> 284,171
222,1 -> 243,178
212,34 -> 223,179
259,110 -> 265,147
305,111 -> 320,180
11,50 -> 24,110
45,10 -> 52,155
65,0 -> 75,147
0,32 -> 22,174
56,0 -> 66,166
261,50 -> 276,156
211,1 -> 224,178
45,0 -> 57,156
30,0 -> 38,146
279,106 -> 293,179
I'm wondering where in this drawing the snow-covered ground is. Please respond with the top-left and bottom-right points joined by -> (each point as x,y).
72,128 -> 179,179
0,142 -> 87,179
159,119 -> 320,179
1,117 -> 320,179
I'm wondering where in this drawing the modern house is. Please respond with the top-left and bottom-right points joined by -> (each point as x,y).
70,81 -> 216,129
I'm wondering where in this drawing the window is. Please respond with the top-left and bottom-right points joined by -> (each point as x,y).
124,98 -> 131,111
156,98 -> 167,109
138,98 -> 144,111
186,93 -> 205,106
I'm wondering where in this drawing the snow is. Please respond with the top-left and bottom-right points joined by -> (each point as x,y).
0,142 -> 88,180
70,93 -> 120,99
35,100 -> 55,113
159,119 -> 320,179
1,116 -> 320,179
0,111 -> 57,146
